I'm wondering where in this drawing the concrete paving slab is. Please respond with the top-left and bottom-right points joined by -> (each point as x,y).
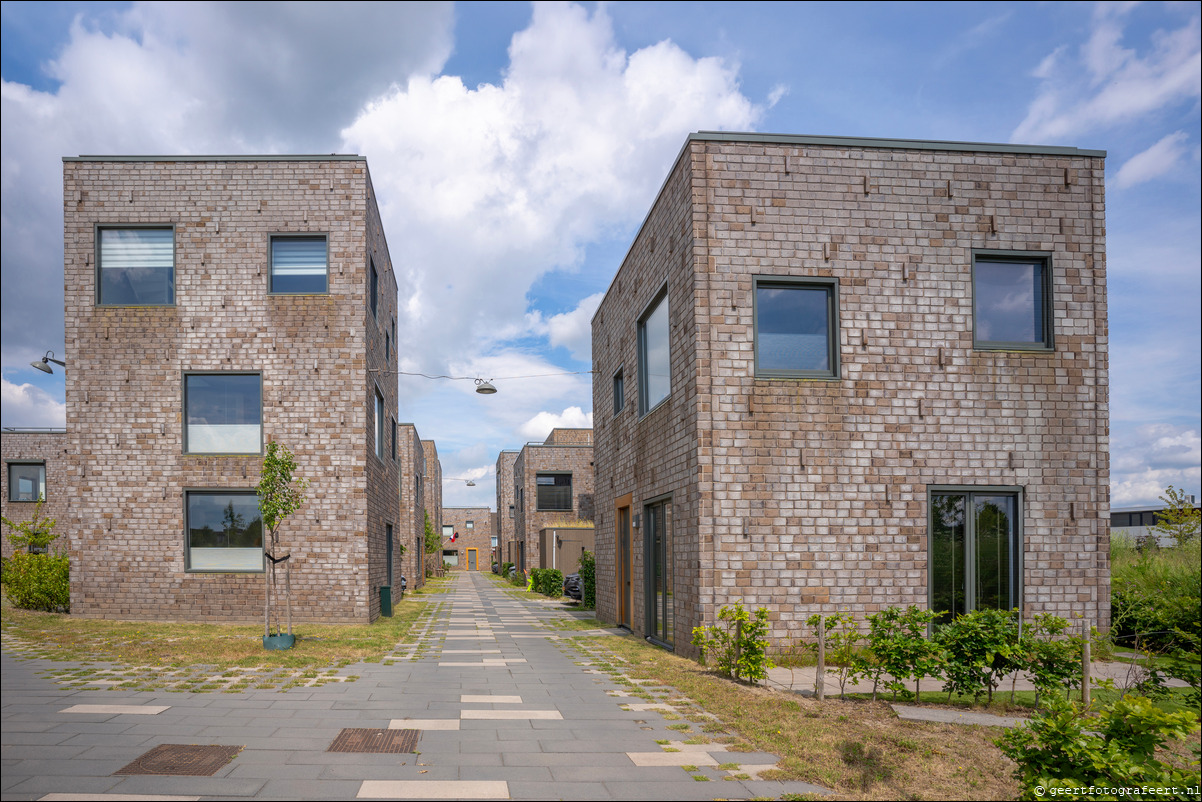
460,710 -> 562,720
388,719 -> 461,730
356,780 -> 509,799
58,705 -> 171,716
626,751 -> 720,767
891,704 -> 1028,728
460,695 -> 523,703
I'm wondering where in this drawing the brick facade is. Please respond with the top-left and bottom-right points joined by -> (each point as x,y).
495,450 -> 518,567
398,423 -> 426,590
62,156 -> 400,622
1,430 -> 70,559
511,429 -> 595,573
421,439 -> 442,543
441,507 -> 494,570
591,133 -> 1110,654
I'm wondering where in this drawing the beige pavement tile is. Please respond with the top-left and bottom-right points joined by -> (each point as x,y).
357,781 -> 508,799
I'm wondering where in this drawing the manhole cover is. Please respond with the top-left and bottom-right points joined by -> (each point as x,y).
328,728 -> 419,754
114,744 -> 242,776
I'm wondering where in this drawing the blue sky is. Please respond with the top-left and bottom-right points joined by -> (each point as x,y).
2,1 -> 1199,509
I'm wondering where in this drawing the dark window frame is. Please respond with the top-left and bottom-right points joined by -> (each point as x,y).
971,250 -> 1054,352
268,233 -> 329,295
6,461 -> 46,503
752,275 -> 841,379
927,484 -> 1024,624
613,366 -> 625,415
184,488 -> 264,573
95,224 -> 176,307
535,472 -> 573,512
637,285 -> 671,417
183,372 -> 263,456
370,258 -> 379,319
374,387 -> 386,461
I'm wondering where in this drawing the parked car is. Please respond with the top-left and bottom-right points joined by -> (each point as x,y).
563,573 -> 582,601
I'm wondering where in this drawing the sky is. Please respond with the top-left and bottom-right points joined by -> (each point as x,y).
1,0 -> 1199,511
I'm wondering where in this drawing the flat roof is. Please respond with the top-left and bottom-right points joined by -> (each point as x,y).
63,154 -> 364,163
690,131 -> 1106,159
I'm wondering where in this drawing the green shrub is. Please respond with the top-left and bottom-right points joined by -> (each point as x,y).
935,608 -> 1021,704
691,601 -> 774,682
1112,537 -> 1201,652
1018,613 -> 1081,706
578,550 -> 596,609
997,694 -> 1200,800
500,561 -> 513,578
508,568 -> 526,588
541,569 -> 563,597
3,551 -> 70,612
857,605 -> 943,701
806,611 -> 865,698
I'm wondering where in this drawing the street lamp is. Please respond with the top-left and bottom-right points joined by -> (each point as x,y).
447,477 -> 477,487
30,351 -> 66,374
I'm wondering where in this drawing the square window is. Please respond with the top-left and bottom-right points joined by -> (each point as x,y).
972,253 -> 1053,350
7,463 -> 46,502
536,473 -> 572,511
929,488 -> 1022,625
638,289 -> 670,415
466,520 -> 474,529
184,374 -> 262,454
270,235 -> 327,293
613,367 -> 625,415
754,277 -> 840,378
98,227 -> 174,305
508,504 -> 514,519
186,491 -> 263,572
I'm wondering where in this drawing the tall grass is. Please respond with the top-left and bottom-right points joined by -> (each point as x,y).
1110,535 -> 1201,651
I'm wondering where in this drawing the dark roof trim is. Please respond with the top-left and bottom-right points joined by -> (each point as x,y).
64,154 -> 364,163
690,131 -> 1106,158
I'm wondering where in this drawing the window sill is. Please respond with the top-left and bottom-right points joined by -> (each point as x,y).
753,374 -> 841,381
972,345 -> 1055,354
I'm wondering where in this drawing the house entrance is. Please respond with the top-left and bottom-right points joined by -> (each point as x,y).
467,547 -> 478,571
616,495 -> 632,628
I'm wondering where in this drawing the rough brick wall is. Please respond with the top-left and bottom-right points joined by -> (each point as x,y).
513,434 -> 595,572
398,423 -> 426,589
1,431 -> 71,559
442,506 -> 494,570
494,450 -> 518,567
62,157 -> 399,622
592,136 -> 1110,653
421,439 -> 442,541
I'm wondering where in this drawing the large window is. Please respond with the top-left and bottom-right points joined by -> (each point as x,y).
186,491 -> 263,571
645,497 -> 673,647
185,374 -> 262,454
536,473 -> 572,511
638,288 -> 670,415
270,235 -> 327,294
98,227 -> 174,305
7,463 -> 45,502
972,253 -> 1053,350
754,276 -> 840,378
929,487 -> 1022,624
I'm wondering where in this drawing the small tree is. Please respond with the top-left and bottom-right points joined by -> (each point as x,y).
2,496 -> 59,554
1151,485 -> 1200,546
257,441 -> 309,641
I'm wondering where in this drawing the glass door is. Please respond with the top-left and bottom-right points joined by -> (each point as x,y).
644,499 -> 673,647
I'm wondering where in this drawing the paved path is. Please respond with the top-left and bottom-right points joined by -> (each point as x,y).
2,572 -> 828,800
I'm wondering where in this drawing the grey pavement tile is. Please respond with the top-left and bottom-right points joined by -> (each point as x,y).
254,778 -> 366,799
505,780 -> 615,800
2,776 -> 125,798
455,764 -> 554,782
108,775 -> 268,796
503,752 -> 633,768
320,763 -> 456,781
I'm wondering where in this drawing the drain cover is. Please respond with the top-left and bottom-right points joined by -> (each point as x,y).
328,728 -> 419,754
114,744 -> 242,776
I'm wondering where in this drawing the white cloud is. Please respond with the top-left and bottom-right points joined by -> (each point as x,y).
1111,424 -> 1201,506
543,292 -> 605,361
518,406 -> 594,442
0,377 -> 66,428
1012,6 -> 1200,143
1,2 -> 454,381
1112,130 -> 1190,188
340,2 -> 759,393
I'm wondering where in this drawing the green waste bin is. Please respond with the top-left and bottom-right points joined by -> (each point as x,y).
379,585 -> 392,617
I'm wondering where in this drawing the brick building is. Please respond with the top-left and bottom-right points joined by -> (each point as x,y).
441,507 -> 494,570
591,132 -> 1109,653
495,450 -> 518,568
511,429 -> 594,574
397,423 -> 426,590
62,155 -> 401,622
1,429 -> 69,559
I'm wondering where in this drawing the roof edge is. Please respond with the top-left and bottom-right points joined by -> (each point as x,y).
63,154 -> 364,163
690,131 -> 1106,159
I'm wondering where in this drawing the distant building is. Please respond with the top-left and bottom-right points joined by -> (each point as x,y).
495,450 -> 519,569
510,429 -> 594,574
1,428 -> 69,559
442,506 -> 494,570
1111,499 -> 1199,546
398,423 -> 427,590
